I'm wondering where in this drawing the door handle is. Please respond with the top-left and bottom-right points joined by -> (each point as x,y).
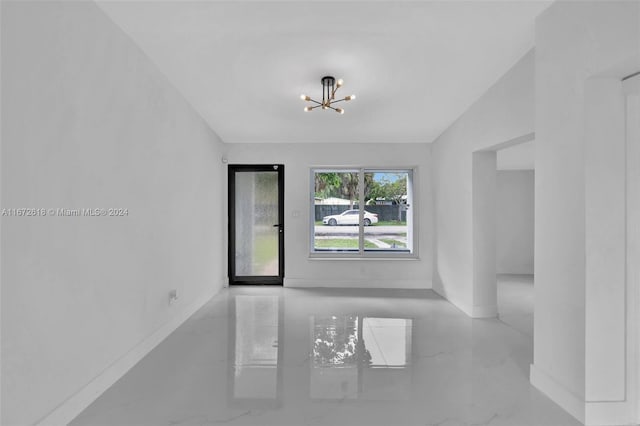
273,224 -> 283,233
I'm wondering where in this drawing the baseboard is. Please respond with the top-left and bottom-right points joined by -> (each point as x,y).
530,363 -> 585,424
35,286 -> 218,426
431,286 -> 472,316
431,287 -> 496,318
283,277 -> 430,289
585,400 -> 637,426
471,304 -> 498,318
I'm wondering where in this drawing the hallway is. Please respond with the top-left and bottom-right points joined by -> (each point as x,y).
71,282 -> 578,426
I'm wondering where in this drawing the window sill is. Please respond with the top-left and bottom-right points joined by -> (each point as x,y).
308,253 -> 420,261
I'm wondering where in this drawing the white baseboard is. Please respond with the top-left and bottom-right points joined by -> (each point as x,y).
530,363 -> 585,424
471,304 -> 498,318
283,277 -> 430,289
431,286 -> 471,316
431,287 -> 496,318
35,287 -> 218,426
585,400 -> 637,426
535,375 -> 638,425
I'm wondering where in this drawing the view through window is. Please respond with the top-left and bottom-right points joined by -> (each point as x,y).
312,169 -> 414,255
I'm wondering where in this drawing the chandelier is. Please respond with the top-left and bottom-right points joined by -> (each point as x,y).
300,76 -> 356,114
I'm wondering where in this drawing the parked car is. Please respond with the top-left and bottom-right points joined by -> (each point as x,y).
322,210 -> 379,226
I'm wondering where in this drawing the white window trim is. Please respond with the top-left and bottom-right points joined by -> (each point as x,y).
309,166 -> 419,259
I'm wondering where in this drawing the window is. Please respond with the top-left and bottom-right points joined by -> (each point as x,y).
311,168 -> 415,256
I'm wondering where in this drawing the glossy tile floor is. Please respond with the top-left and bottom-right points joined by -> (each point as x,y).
71,276 -> 581,426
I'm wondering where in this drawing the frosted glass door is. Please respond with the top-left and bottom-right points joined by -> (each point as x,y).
229,165 -> 284,285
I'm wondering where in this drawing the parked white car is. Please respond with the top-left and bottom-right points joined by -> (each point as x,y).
322,210 -> 379,226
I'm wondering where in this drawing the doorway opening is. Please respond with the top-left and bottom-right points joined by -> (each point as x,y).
495,143 -> 535,337
471,133 -> 535,323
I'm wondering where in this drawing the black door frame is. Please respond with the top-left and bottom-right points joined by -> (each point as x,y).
228,164 -> 284,285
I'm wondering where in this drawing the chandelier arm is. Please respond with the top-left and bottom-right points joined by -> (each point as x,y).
328,98 -> 347,105
307,99 -> 322,105
308,104 -> 323,110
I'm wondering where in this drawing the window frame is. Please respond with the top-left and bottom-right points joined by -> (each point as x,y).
309,166 -> 418,259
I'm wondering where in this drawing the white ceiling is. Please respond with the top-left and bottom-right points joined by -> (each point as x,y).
97,1 -> 551,144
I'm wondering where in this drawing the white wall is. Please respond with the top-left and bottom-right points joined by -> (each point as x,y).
431,50 -> 534,317
1,2 -> 225,425
532,1 -> 640,424
496,140 -> 534,170
225,143 -> 433,289
496,170 -> 534,275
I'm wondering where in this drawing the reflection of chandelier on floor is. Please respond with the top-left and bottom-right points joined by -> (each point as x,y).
300,76 -> 356,114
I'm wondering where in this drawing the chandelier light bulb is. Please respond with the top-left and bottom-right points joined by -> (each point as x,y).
300,94 -> 310,101
345,95 -> 356,101
336,108 -> 344,114
336,79 -> 344,87
304,106 -> 312,112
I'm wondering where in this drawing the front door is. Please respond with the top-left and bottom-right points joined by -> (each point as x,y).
228,165 -> 284,285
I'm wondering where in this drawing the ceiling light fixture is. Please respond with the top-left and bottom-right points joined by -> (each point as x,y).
300,76 -> 355,114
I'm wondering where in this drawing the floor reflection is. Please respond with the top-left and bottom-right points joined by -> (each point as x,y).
71,283 -> 583,426
311,315 -> 412,400
230,298 -> 414,403
230,295 -> 282,405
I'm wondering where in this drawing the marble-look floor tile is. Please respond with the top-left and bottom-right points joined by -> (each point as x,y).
71,282 -> 580,426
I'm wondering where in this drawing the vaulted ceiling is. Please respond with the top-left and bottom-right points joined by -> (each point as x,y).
97,1 -> 551,144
